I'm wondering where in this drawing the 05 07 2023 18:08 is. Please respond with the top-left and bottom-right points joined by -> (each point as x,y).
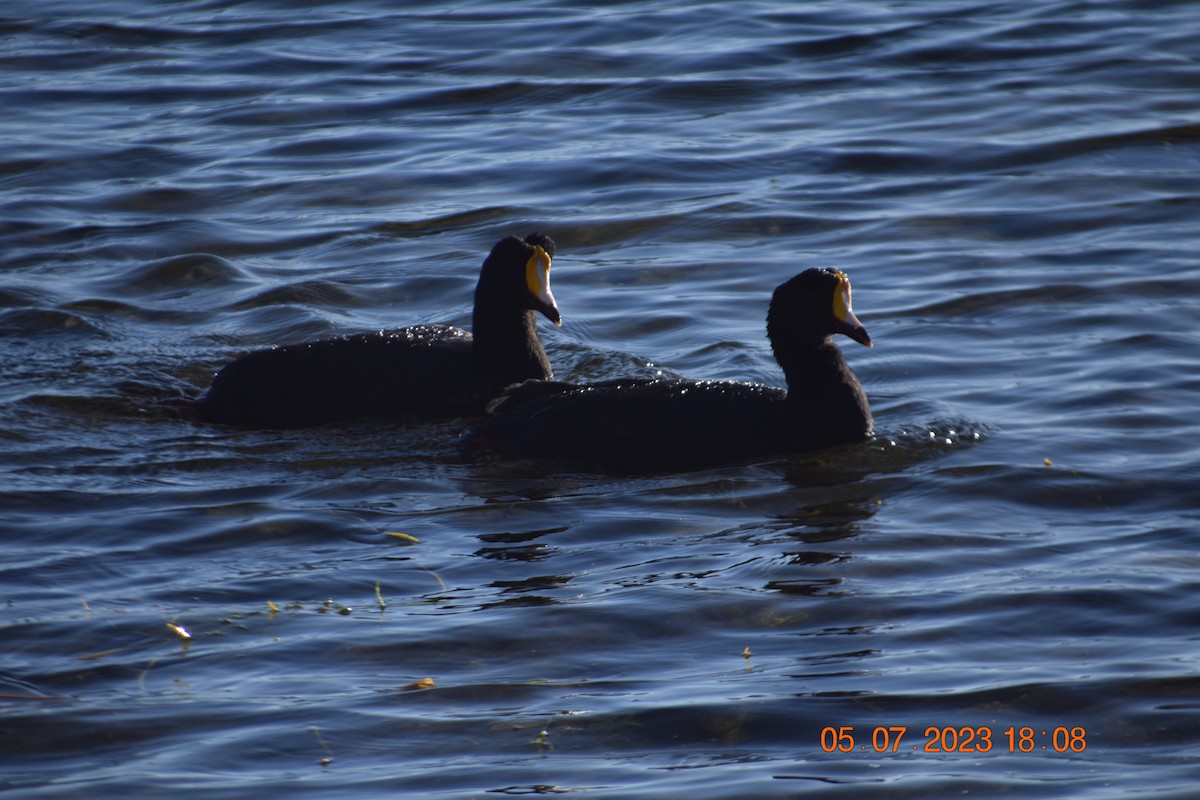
819,725 -> 1088,754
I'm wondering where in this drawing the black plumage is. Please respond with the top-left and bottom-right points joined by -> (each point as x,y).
483,267 -> 872,473
194,233 -> 560,428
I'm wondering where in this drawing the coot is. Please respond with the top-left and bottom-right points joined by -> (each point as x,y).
483,267 -> 871,472
195,233 -> 560,428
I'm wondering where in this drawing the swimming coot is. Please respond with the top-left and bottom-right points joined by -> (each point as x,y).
482,267 -> 871,472
194,233 -> 560,428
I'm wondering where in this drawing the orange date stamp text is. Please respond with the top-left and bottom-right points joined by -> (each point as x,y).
819,725 -> 1087,754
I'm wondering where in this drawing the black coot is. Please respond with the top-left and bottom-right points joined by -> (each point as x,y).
195,233 -> 560,428
483,267 -> 871,472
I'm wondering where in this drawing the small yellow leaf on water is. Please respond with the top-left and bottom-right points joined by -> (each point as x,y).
399,677 -> 437,691
166,623 -> 192,640
1043,457 -> 1053,467
79,648 -> 124,661
742,646 -> 752,659
386,532 -> 421,544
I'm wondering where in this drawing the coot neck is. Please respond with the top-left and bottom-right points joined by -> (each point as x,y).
777,336 -> 871,436
471,306 -> 552,390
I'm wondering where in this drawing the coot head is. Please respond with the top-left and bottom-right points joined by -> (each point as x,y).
767,267 -> 871,351
475,233 -> 561,326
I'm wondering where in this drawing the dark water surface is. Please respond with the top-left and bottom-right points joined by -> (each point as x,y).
3,1 -> 1200,797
